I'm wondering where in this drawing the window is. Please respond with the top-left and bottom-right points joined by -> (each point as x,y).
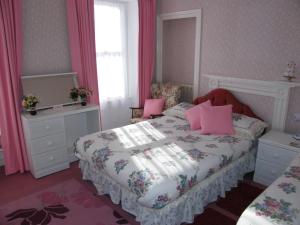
94,1 -> 128,100
94,0 -> 138,130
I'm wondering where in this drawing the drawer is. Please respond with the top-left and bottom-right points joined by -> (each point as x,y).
32,148 -> 68,171
257,142 -> 296,167
29,118 -> 64,139
254,158 -> 286,184
31,132 -> 66,155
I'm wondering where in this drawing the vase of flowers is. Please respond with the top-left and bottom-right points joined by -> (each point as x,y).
78,87 -> 92,106
22,94 -> 39,116
70,87 -> 79,102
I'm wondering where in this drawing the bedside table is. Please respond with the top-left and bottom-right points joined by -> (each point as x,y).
253,130 -> 300,186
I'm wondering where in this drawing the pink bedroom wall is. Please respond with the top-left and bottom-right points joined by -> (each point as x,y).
22,0 -> 71,75
159,0 -> 300,133
162,18 -> 196,85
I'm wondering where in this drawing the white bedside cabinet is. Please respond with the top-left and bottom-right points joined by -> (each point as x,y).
253,130 -> 300,186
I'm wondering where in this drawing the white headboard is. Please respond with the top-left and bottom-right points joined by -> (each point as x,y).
203,74 -> 300,131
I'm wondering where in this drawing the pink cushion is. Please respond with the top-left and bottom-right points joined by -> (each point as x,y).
185,100 -> 211,130
143,99 -> 165,118
199,105 -> 235,135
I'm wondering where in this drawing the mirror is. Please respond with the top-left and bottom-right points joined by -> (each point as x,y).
21,73 -> 79,110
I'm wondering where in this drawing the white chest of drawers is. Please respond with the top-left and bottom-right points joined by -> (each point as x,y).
22,104 -> 100,178
253,130 -> 300,186
22,116 -> 69,178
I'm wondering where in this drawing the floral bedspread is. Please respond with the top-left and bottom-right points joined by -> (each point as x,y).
237,155 -> 300,225
75,116 -> 252,209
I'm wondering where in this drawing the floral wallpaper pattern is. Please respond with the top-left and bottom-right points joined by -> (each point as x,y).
20,0 -> 300,132
22,0 -> 71,75
159,0 -> 300,133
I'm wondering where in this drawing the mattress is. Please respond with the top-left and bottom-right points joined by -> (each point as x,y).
75,116 -> 253,209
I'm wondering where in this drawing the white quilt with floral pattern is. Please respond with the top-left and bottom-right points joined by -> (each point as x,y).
237,155 -> 300,225
75,116 -> 252,209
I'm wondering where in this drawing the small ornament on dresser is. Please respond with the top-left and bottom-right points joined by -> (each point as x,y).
70,87 -> 79,102
22,94 -> 39,116
283,61 -> 297,82
78,87 -> 92,106
69,87 -> 92,106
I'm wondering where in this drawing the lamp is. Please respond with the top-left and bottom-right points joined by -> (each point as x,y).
283,61 -> 296,82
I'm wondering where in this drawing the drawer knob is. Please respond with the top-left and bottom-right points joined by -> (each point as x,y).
47,141 -> 53,146
49,156 -> 54,161
45,125 -> 50,130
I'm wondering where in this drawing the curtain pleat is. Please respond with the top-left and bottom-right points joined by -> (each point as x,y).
138,0 -> 156,107
0,0 -> 29,175
66,0 -> 100,105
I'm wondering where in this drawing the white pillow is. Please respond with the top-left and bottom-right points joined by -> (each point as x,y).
162,102 -> 194,119
233,113 -> 268,140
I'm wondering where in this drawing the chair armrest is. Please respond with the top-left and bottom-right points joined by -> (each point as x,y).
129,107 -> 144,110
130,107 -> 144,119
150,114 -> 164,119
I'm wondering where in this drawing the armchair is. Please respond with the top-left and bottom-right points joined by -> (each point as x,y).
130,83 -> 182,123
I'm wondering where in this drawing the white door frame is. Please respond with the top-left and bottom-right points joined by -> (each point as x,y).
156,9 -> 202,99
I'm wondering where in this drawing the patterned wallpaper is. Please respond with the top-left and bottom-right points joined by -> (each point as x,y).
159,0 -> 300,133
19,0 -> 300,132
22,0 -> 71,75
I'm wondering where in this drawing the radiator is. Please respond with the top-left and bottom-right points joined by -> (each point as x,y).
179,84 -> 193,103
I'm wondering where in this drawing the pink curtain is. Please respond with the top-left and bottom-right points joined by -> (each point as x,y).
66,0 -> 99,104
138,0 -> 157,107
0,0 -> 29,175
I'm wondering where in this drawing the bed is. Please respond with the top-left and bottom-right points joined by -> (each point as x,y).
237,154 -> 300,225
75,89 -> 265,225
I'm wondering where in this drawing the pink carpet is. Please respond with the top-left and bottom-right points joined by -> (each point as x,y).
0,179 -> 132,225
0,163 -> 264,225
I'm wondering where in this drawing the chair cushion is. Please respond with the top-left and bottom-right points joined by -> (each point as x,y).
151,83 -> 181,109
143,99 -> 165,118
199,105 -> 235,135
130,118 -> 147,124
132,108 -> 144,118
185,100 -> 211,130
